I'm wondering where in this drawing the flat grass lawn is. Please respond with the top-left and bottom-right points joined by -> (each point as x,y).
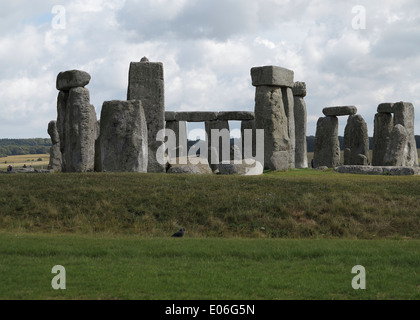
0,233 -> 418,300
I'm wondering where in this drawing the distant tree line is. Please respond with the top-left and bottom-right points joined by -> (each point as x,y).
0,139 -> 52,157
1,135 -> 419,158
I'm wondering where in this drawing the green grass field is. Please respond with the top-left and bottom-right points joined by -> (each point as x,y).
1,234 -> 418,300
0,168 -> 419,300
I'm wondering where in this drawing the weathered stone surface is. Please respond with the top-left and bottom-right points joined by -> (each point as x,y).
47,120 -> 62,172
323,106 -> 357,117
269,151 -> 290,171
165,112 -> 177,121
377,103 -> 394,114
283,87 -> 295,168
218,159 -> 263,176
98,100 -> 148,172
127,59 -> 165,173
372,112 -> 393,166
217,111 -> 255,121
177,112 -> 219,122
294,96 -> 308,168
313,116 -> 340,168
344,115 -> 369,165
251,66 -> 294,87
56,90 -> 68,149
48,120 -> 60,145
59,87 -> 97,172
254,86 -> 290,170
336,165 -> 384,175
205,120 -> 231,164
336,165 -> 420,176
167,165 -> 203,174
167,157 -> 213,174
56,70 -> 91,91
292,81 -> 306,97
393,102 -> 418,166
165,120 -> 188,158
383,124 -> 408,166
382,166 -> 420,176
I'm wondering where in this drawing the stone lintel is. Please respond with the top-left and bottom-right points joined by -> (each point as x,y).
165,111 -> 255,122
217,111 -> 255,121
251,66 -> 294,87
323,106 -> 357,117
56,70 -> 91,91
377,103 -> 395,114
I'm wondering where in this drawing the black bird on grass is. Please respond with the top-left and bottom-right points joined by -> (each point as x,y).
172,228 -> 185,238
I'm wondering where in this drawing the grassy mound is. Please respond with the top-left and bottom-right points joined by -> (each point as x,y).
1,169 -> 419,239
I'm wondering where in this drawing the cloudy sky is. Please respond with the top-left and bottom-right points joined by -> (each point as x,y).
1,0 -> 419,139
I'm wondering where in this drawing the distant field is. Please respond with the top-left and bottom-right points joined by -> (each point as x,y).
0,154 -> 50,170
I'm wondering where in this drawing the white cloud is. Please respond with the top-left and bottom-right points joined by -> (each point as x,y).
0,0 -> 420,139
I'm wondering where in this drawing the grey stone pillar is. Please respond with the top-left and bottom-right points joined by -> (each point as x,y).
251,66 -> 295,170
205,120 -> 230,165
127,57 -> 165,173
98,100 -> 148,172
384,124 -> 408,166
313,116 -> 340,168
47,120 -> 62,172
372,104 -> 394,166
373,102 -> 418,167
165,120 -> 188,159
55,70 -> 97,173
293,82 -> 308,168
344,114 -> 369,165
393,102 -> 418,167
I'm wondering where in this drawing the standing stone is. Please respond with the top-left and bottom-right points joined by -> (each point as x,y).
98,100 -> 148,172
252,66 -> 295,170
313,116 -> 340,168
293,82 -> 308,168
56,90 -> 69,153
372,112 -> 393,166
127,58 -> 165,173
393,102 -> 418,166
47,120 -> 62,171
205,120 -> 230,164
165,120 -> 188,159
384,124 -> 408,167
344,115 -> 369,165
254,86 -> 290,170
59,87 -> 97,172
282,87 -> 295,168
